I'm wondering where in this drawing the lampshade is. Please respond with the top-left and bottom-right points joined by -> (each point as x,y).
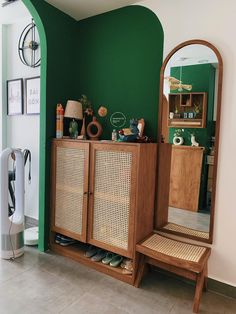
64,100 -> 83,119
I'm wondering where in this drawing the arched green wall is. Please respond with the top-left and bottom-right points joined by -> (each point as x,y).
77,6 -> 164,139
22,1 -> 163,251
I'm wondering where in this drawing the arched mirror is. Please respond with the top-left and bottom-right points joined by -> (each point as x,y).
156,40 -> 223,243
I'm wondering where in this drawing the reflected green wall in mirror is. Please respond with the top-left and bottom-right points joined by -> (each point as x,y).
169,64 -> 216,147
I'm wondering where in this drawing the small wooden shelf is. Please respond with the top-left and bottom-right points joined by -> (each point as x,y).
50,241 -> 134,285
168,92 -> 207,128
168,118 -> 202,127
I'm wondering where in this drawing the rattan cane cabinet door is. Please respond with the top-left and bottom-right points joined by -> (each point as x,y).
88,143 -> 137,258
51,140 -> 89,242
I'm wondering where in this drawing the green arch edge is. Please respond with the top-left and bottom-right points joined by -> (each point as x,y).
22,0 -> 47,251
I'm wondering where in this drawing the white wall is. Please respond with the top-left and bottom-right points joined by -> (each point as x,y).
137,0 -> 236,287
0,1 -> 30,24
2,16 -> 40,220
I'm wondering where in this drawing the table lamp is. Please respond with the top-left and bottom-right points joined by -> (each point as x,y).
64,100 -> 83,139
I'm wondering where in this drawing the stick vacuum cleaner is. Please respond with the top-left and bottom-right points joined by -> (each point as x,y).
0,148 -> 24,259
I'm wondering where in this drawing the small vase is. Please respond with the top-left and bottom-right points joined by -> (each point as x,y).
173,136 -> 184,145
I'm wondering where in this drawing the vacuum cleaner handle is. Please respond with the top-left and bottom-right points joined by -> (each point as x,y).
13,149 -> 24,224
0,148 -> 13,223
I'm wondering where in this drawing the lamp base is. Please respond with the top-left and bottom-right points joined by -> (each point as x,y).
69,119 -> 79,139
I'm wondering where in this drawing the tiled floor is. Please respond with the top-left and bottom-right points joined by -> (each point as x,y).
169,207 -> 210,232
0,246 -> 235,314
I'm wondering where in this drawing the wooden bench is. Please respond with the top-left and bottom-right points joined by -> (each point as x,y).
135,233 -> 211,313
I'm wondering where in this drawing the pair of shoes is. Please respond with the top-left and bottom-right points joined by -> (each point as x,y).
55,234 -> 76,246
91,249 -> 107,262
102,252 -> 115,265
102,252 -> 123,267
85,245 -> 97,258
85,245 -> 107,262
121,258 -> 133,274
110,255 -> 123,267
84,245 -> 107,262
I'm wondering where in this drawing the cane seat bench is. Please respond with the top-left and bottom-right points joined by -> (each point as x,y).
135,233 -> 211,313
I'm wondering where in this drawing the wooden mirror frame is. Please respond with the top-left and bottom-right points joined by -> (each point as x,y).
156,39 -> 223,243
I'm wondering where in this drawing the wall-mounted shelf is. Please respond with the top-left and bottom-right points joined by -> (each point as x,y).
168,92 -> 207,128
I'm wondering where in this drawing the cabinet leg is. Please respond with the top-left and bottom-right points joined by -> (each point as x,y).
134,255 -> 147,288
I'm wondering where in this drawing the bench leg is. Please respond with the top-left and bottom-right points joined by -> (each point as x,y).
193,266 -> 206,313
134,255 -> 147,288
203,264 -> 208,292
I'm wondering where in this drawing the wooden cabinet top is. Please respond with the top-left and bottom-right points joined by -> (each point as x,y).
53,138 -> 157,147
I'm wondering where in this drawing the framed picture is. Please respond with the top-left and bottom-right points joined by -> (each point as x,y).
7,78 -> 23,115
25,76 -> 40,115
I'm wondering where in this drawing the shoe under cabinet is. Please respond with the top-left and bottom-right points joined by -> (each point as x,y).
50,139 -> 157,285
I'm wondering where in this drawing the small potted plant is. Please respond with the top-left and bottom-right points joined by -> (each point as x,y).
78,94 -> 93,138
79,94 -> 93,116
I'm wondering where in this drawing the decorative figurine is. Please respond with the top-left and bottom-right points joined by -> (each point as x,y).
191,134 -> 199,147
118,118 -> 139,142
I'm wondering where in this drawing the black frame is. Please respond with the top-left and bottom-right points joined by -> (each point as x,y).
25,76 -> 40,115
7,78 -> 23,115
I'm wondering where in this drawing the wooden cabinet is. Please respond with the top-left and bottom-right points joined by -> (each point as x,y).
168,92 -> 207,128
50,139 -> 157,283
169,145 -> 204,212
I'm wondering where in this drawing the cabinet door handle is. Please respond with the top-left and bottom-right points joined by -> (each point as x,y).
89,192 -> 93,195
83,192 -> 88,195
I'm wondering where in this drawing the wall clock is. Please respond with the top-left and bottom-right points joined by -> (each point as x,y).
18,19 -> 41,68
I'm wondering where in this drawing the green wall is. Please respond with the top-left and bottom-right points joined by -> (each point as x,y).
22,1 -> 164,250
77,6 -> 163,139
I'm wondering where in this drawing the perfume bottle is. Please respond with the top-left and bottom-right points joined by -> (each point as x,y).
112,129 -> 117,141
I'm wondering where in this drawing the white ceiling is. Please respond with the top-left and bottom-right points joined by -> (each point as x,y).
45,0 -> 138,21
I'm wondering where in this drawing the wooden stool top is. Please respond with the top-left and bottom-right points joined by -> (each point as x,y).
136,233 -> 211,273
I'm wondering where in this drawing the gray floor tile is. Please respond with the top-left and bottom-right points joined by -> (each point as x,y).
88,275 -> 171,314
0,247 -> 235,314
61,293 -> 129,314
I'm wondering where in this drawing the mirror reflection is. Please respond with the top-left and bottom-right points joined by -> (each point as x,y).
161,44 -> 219,237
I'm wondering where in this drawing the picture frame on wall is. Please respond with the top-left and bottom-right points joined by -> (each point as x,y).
25,76 -> 40,115
7,78 -> 23,115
